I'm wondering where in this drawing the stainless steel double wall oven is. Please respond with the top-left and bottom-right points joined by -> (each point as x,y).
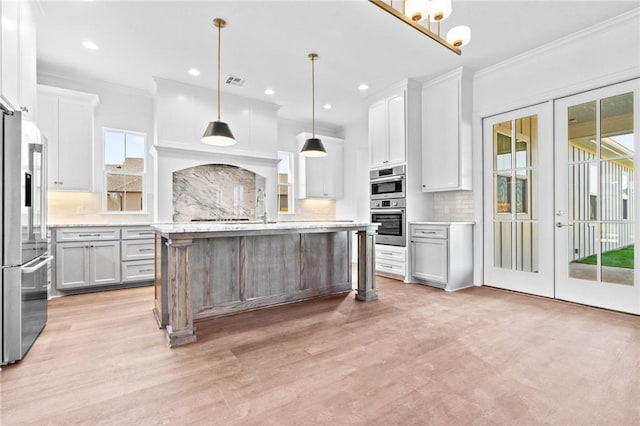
370,165 -> 406,246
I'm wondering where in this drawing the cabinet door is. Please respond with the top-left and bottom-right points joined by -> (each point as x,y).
91,241 -> 120,285
90,241 -> 121,286
322,139 -> 344,198
412,239 -> 448,284
56,243 -> 91,289
18,0 -> 36,120
0,0 -> 20,109
37,92 -> 60,188
369,100 -> 387,168
422,77 -> 460,191
58,97 -> 92,190
387,92 -> 406,166
304,156 -> 325,197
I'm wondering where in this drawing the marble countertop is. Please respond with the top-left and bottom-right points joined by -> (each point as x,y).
49,223 -> 153,228
152,221 -> 377,235
409,221 -> 475,225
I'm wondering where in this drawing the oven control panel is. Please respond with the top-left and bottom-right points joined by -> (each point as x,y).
370,198 -> 406,209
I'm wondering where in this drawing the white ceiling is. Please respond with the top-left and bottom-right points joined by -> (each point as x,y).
34,0 -> 640,129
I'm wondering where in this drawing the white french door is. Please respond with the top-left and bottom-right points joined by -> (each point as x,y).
483,80 -> 640,314
483,102 -> 555,297
554,80 -> 640,314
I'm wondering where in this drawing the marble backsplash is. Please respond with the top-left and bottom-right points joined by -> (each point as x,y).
173,164 -> 261,222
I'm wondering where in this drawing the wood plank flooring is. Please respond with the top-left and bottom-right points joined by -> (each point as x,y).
1,276 -> 639,425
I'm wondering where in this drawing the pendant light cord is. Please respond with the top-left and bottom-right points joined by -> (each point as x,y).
217,22 -> 222,121
311,57 -> 315,138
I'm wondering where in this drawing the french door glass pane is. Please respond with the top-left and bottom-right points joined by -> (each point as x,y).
493,115 -> 539,272
600,92 -> 634,286
567,93 -> 635,286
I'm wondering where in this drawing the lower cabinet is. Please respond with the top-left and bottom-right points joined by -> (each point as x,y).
375,244 -> 406,279
56,241 -> 120,289
410,222 -> 473,291
51,225 -> 154,293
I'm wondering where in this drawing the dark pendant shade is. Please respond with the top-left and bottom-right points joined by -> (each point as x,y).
202,120 -> 236,146
300,137 -> 327,157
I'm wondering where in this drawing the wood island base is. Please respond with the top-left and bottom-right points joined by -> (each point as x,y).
152,222 -> 379,347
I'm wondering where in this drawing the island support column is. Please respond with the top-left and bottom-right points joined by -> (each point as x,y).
166,238 -> 197,347
356,226 -> 378,301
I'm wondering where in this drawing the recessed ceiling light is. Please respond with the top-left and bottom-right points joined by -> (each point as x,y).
82,40 -> 98,50
265,88 -> 275,95
323,104 -> 332,110
358,84 -> 369,91
188,68 -> 200,76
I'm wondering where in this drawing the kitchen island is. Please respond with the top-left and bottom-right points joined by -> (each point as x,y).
151,221 -> 379,346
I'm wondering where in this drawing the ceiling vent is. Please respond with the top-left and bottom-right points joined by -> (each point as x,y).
225,75 -> 247,87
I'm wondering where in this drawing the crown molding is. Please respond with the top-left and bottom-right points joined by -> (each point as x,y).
476,8 -> 640,80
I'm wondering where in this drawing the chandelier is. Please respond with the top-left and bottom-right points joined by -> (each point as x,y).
370,0 -> 471,55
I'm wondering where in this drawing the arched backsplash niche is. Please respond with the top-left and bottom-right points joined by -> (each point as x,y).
173,164 -> 266,222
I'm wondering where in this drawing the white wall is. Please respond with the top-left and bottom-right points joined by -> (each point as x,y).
471,9 -> 640,285
38,68 -> 155,223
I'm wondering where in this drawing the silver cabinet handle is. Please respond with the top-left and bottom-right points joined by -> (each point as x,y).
556,222 -> 574,228
78,233 -> 101,237
380,251 -> 394,255
139,269 -> 154,273
139,248 -> 154,252
380,264 -> 395,268
137,232 -> 154,235
420,231 -> 437,234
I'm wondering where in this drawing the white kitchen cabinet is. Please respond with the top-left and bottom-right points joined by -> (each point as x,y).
0,0 -> 19,110
0,0 -> 36,119
410,222 -> 473,291
421,67 -> 473,192
375,244 -> 406,279
17,0 -> 35,120
51,225 -> 155,294
369,90 -> 406,169
296,133 -> 344,199
37,85 -> 98,191
56,240 -> 120,290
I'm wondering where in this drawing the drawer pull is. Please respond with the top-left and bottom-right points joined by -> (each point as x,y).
380,264 -> 395,269
138,248 -> 155,252
380,251 -> 394,255
136,232 -> 154,235
139,269 -> 154,273
78,233 -> 102,237
420,231 -> 437,234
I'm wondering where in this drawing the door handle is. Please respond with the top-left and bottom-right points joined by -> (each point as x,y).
22,256 -> 53,274
556,222 -> 574,228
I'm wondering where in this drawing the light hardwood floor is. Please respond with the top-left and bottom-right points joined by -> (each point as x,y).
1,276 -> 639,425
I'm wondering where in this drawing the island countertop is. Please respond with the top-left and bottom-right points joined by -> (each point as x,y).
151,221 -> 378,236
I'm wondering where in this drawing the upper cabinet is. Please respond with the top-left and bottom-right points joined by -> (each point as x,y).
369,90 -> 406,169
37,85 -> 99,191
297,133 -> 344,199
0,0 -> 36,120
421,67 -> 473,192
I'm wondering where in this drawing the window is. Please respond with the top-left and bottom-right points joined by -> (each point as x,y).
277,151 -> 294,213
104,129 -> 146,212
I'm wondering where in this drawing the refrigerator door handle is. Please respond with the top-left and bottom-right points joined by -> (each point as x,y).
21,256 -> 53,274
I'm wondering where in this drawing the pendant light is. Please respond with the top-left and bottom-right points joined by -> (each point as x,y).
300,53 -> 327,157
202,18 -> 236,146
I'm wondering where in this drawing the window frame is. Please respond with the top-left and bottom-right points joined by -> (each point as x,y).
277,150 -> 295,214
102,127 -> 147,214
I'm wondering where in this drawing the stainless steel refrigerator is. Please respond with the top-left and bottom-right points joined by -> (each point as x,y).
1,107 -> 51,365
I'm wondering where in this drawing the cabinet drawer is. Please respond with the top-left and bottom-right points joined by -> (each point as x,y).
375,244 -> 406,262
411,225 -> 448,239
121,227 -> 155,240
376,259 -> 405,276
121,239 -> 155,261
56,227 -> 120,241
121,260 -> 155,283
